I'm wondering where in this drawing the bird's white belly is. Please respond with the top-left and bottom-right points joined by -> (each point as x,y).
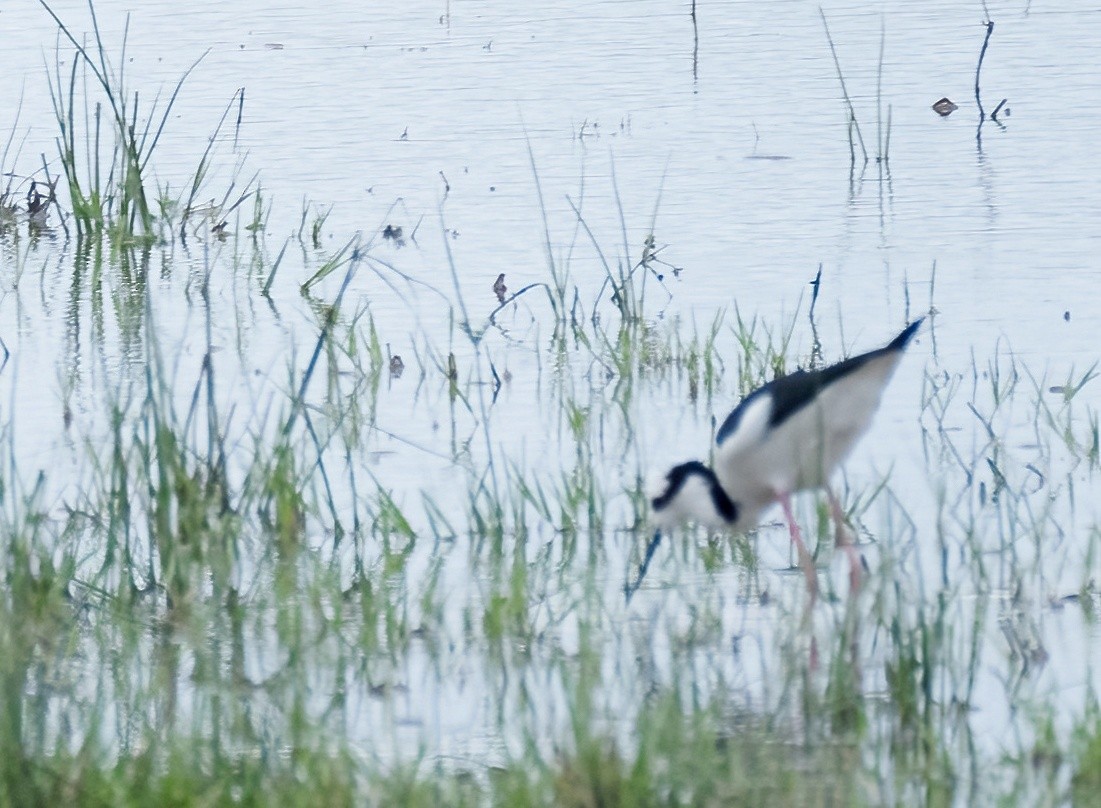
735,394 -> 876,497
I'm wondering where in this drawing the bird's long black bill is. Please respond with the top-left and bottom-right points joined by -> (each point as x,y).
624,529 -> 663,604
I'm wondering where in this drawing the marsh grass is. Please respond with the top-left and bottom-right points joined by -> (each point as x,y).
40,0 -> 258,247
5,242 -> 1101,805
3,8 -> 1101,806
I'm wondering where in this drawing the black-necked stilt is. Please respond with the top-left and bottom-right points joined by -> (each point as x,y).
629,318 -> 923,601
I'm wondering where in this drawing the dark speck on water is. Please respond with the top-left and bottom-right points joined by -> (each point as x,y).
932,97 -> 958,116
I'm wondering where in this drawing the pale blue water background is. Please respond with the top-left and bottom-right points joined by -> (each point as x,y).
1,0 -> 1100,787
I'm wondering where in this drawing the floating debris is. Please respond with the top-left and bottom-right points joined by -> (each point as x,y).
493,273 -> 507,303
26,179 -> 53,227
932,97 -> 958,116
382,224 -> 405,247
385,343 -> 405,379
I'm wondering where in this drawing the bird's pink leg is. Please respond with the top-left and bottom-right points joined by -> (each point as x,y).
779,492 -> 818,602
827,486 -> 862,593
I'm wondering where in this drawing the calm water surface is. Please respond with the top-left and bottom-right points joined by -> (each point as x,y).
1,0 -> 1100,786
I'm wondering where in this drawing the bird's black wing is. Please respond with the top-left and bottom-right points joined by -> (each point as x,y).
715,319 -> 923,443
714,384 -> 772,446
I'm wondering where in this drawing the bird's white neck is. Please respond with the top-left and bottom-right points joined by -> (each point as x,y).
650,461 -> 750,531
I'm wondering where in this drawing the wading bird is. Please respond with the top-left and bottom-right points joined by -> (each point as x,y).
627,318 -> 923,601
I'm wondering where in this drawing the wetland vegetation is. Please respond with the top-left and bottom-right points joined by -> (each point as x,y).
1,3 -> 1100,806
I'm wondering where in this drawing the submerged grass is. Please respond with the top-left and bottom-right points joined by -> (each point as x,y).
1,5 -> 1100,806
2,233 -> 1095,805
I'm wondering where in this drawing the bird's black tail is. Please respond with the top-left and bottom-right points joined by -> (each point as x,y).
888,317 -> 924,352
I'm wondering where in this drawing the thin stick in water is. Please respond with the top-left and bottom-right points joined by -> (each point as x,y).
974,21 -> 995,122
819,8 -> 868,164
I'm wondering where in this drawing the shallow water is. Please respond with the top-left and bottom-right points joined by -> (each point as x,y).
2,0 -> 1101,797
4,1 -> 1098,354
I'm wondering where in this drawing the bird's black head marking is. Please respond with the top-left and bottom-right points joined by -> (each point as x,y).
652,460 -> 738,523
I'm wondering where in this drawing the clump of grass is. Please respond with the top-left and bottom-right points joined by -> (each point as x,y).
40,1 -> 258,246
41,0 -> 203,243
0,734 -> 364,808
